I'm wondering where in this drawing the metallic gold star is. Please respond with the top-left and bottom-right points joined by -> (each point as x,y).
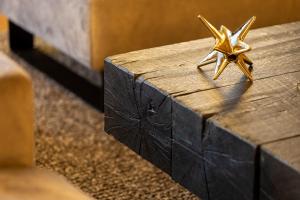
197,15 -> 256,81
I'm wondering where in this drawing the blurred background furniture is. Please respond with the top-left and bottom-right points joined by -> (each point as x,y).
0,52 -> 93,200
1,0 -> 300,70
0,0 -> 299,110
0,52 -> 34,167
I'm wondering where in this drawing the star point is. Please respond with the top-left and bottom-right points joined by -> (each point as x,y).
198,15 -> 256,81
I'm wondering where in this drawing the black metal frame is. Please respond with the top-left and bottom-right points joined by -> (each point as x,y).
8,21 -> 104,111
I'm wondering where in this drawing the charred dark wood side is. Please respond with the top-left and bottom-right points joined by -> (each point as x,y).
172,101 -> 203,150
172,140 -> 208,199
260,137 -> 300,200
260,151 -> 300,200
172,100 -> 208,198
104,59 -> 172,174
172,99 -> 256,200
104,22 -> 300,200
202,119 -> 256,200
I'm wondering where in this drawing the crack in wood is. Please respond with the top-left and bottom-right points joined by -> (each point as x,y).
105,22 -> 300,200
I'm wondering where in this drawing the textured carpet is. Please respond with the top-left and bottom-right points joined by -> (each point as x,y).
0,31 -> 199,200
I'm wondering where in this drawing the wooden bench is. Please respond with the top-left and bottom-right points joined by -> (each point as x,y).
104,22 -> 300,200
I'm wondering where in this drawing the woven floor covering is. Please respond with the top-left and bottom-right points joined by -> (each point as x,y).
0,31 -> 199,200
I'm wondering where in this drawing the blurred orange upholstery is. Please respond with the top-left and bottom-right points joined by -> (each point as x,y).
0,14 -> 7,32
0,52 -> 34,167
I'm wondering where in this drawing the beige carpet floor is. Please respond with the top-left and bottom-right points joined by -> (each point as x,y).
0,31 -> 199,200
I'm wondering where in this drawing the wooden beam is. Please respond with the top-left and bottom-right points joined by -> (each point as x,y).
104,22 -> 300,199
104,61 -> 172,174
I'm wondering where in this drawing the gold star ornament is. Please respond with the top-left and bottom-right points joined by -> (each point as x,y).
197,15 -> 256,81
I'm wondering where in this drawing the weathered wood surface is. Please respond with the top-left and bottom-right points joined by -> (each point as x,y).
104,22 -> 300,200
105,61 -> 172,173
0,168 -> 93,200
196,71 -> 300,200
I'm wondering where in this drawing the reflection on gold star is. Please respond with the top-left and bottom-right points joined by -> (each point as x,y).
197,15 -> 256,81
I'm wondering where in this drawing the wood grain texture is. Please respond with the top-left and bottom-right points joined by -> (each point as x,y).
105,22 -> 300,200
203,120 -> 256,200
171,101 -> 208,198
260,136 -> 300,200
104,61 -> 172,174
110,22 -> 300,97
193,71 -> 300,200
172,140 -> 208,199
